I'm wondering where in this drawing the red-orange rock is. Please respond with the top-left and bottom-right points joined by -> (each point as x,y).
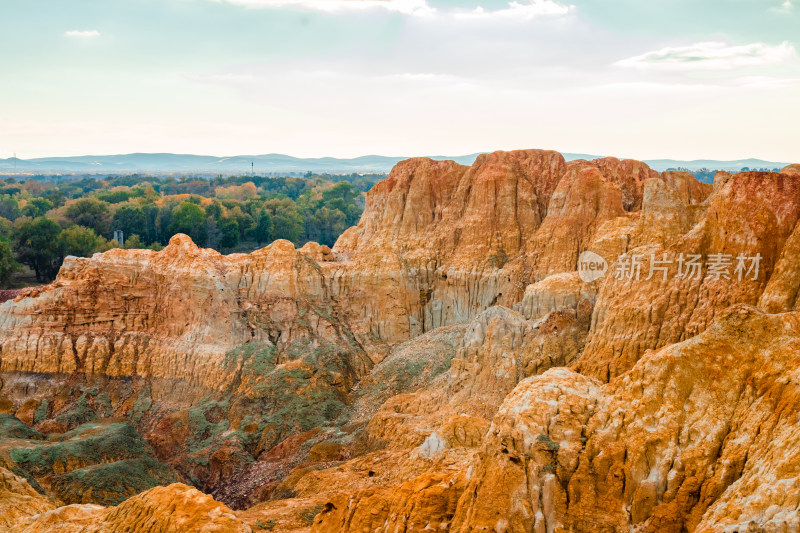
578,170 -> 800,380
1,150 -> 799,533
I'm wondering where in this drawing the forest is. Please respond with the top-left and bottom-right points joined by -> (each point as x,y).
0,172 -> 384,288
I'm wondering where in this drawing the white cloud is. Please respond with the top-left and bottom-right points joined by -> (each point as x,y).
454,0 -> 573,20
215,0 -> 435,17
770,0 -> 793,13
213,0 -> 574,19
615,41 -> 796,70
64,30 -> 101,38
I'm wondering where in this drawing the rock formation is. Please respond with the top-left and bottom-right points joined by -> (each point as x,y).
5,476 -> 252,533
452,305 -> 800,533
1,149 -> 800,532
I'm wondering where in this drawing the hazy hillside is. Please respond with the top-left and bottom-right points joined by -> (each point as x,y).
0,152 -> 789,175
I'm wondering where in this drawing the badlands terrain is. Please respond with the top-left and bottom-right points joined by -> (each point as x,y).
1,149 -> 800,532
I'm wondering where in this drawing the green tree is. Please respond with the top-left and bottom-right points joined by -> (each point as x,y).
119,234 -> 162,250
21,197 -> 54,218
0,217 -> 12,241
156,204 -> 174,244
263,198 -> 303,244
219,219 -> 240,249
95,188 -> 145,204
205,200 -> 223,222
204,217 -> 222,249
310,207 -> 347,247
141,204 -> 159,244
225,205 -> 254,239
323,182 -> 359,202
121,234 -> 144,249
42,189 -> 67,208
63,198 -> 111,236
323,183 -> 361,226
0,197 -> 20,221
60,225 -> 112,257
0,239 -> 20,288
252,210 -> 273,245
112,205 -> 147,240
169,202 -> 207,244
12,217 -> 64,282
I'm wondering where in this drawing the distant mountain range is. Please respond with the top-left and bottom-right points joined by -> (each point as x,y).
0,152 -> 791,175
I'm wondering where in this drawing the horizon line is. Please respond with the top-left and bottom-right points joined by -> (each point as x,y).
1,150 -> 794,165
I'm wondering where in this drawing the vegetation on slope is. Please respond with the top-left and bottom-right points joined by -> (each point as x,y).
0,172 -> 383,286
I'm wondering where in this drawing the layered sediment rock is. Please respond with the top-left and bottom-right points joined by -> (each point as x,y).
0,236 -> 368,389
453,306 -> 800,533
11,480 -> 251,533
0,466 -> 57,530
578,170 -> 800,380
0,418 -> 180,506
331,149 -> 569,341
1,149 -> 800,532
759,215 -> 800,312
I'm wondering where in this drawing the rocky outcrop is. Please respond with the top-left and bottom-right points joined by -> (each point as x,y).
12,482 -> 251,532
0,466 -> 57,530
782,163 -> 800,177
329,151 -> 665,342
590,156 -> 660,211
0,235 -> 369,389
363,301 -> 590,453
530,163 -> 627,277
453,305 -> 800,533
0,418 -> 180,506
0,150 -> 671,386
514,272 -> 593,321
330,149 -> 570,341
2,149 -> 800,532
451,367 -> 600,533
312,472 -> 466,532
635,172 -> 712,247
759,216 -> 800,312
578,170 -> 800,380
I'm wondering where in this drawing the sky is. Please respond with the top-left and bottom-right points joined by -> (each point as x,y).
0,0 -> 798,162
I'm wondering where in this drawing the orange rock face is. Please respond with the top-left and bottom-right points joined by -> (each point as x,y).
1,149 -> 800,533
11,481 -> 251,532
578,170 -> 800,380
0,235 -> 368,388
454,306 -> 800,533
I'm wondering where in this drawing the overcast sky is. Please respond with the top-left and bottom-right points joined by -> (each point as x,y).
1,0 -> 798,161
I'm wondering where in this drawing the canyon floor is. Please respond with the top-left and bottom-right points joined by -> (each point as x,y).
1,149 -> 800,532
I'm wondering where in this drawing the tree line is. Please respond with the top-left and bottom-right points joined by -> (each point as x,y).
667,167 -> 784,183
0,173 -> 381,287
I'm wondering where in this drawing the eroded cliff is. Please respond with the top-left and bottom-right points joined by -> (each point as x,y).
1,150 -> 799,532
